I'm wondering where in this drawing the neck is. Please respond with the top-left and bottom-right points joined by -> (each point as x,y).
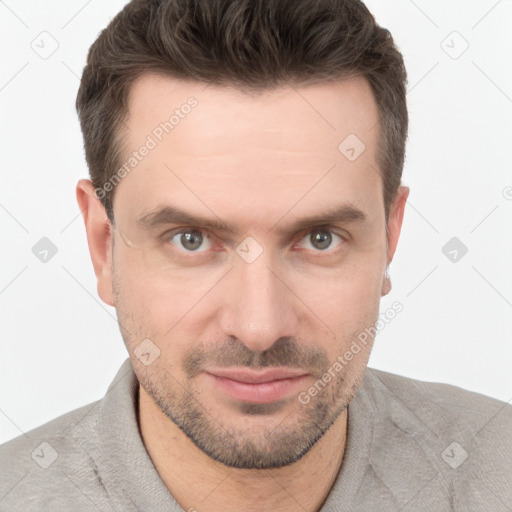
138,386 -> 348,512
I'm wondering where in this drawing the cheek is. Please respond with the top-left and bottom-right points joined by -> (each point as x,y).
293,264 -> 383,359
112,249 -> 170,331
113,255 -> 214,345
295,261 -> 383,315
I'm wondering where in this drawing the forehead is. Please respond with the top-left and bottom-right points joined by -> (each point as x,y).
124,73 -> 379,153
113,74 -> 383,230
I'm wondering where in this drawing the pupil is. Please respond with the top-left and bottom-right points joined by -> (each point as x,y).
182,230 -> 202,250
312,231 -> 331,250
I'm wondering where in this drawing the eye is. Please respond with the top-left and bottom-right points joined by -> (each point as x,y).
297,228 -> 346,252
168,228 -> 212,252
164,227 -> 346,255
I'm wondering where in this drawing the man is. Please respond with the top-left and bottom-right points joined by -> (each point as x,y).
1,0 -> 510,510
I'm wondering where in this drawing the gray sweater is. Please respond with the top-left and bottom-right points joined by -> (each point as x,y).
1,359 -> 511,511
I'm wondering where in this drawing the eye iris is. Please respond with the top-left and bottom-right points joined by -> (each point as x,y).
181,230 -> 203,251
311,230 -> 332,250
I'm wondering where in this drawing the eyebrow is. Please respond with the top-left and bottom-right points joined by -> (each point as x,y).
136,203 -> 367,235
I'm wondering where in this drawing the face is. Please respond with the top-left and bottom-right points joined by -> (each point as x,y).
92,74 -> 407,469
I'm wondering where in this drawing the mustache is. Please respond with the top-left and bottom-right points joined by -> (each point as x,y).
183,336 -> 330,379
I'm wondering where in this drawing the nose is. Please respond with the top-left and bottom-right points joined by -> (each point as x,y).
218,248 -> 299,353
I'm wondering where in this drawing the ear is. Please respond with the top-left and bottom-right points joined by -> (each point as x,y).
386,185 -> 409,264
381,185 -> 409,296
76,179 -> 115,307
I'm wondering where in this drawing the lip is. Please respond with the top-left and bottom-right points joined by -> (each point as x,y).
205,368 -> 310,404
206,367 -> 308,384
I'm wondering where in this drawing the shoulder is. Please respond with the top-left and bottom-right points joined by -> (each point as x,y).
0,398 -> 101,464
357,367 -> 512,508
0,400 -> 112,511
363,367 -> 512,434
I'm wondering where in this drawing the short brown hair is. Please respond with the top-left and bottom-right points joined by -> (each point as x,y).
76,0 -> 408,223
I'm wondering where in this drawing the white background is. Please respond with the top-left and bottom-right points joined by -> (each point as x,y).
1,0 -> 511,444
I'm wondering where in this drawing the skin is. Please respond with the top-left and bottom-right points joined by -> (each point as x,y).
76,74 -> 409,512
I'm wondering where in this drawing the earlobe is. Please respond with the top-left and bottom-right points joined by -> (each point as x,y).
381,269 -> 392,296
76,179 -> 116,307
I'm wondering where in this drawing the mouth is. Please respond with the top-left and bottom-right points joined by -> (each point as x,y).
204,367 -> 311,404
